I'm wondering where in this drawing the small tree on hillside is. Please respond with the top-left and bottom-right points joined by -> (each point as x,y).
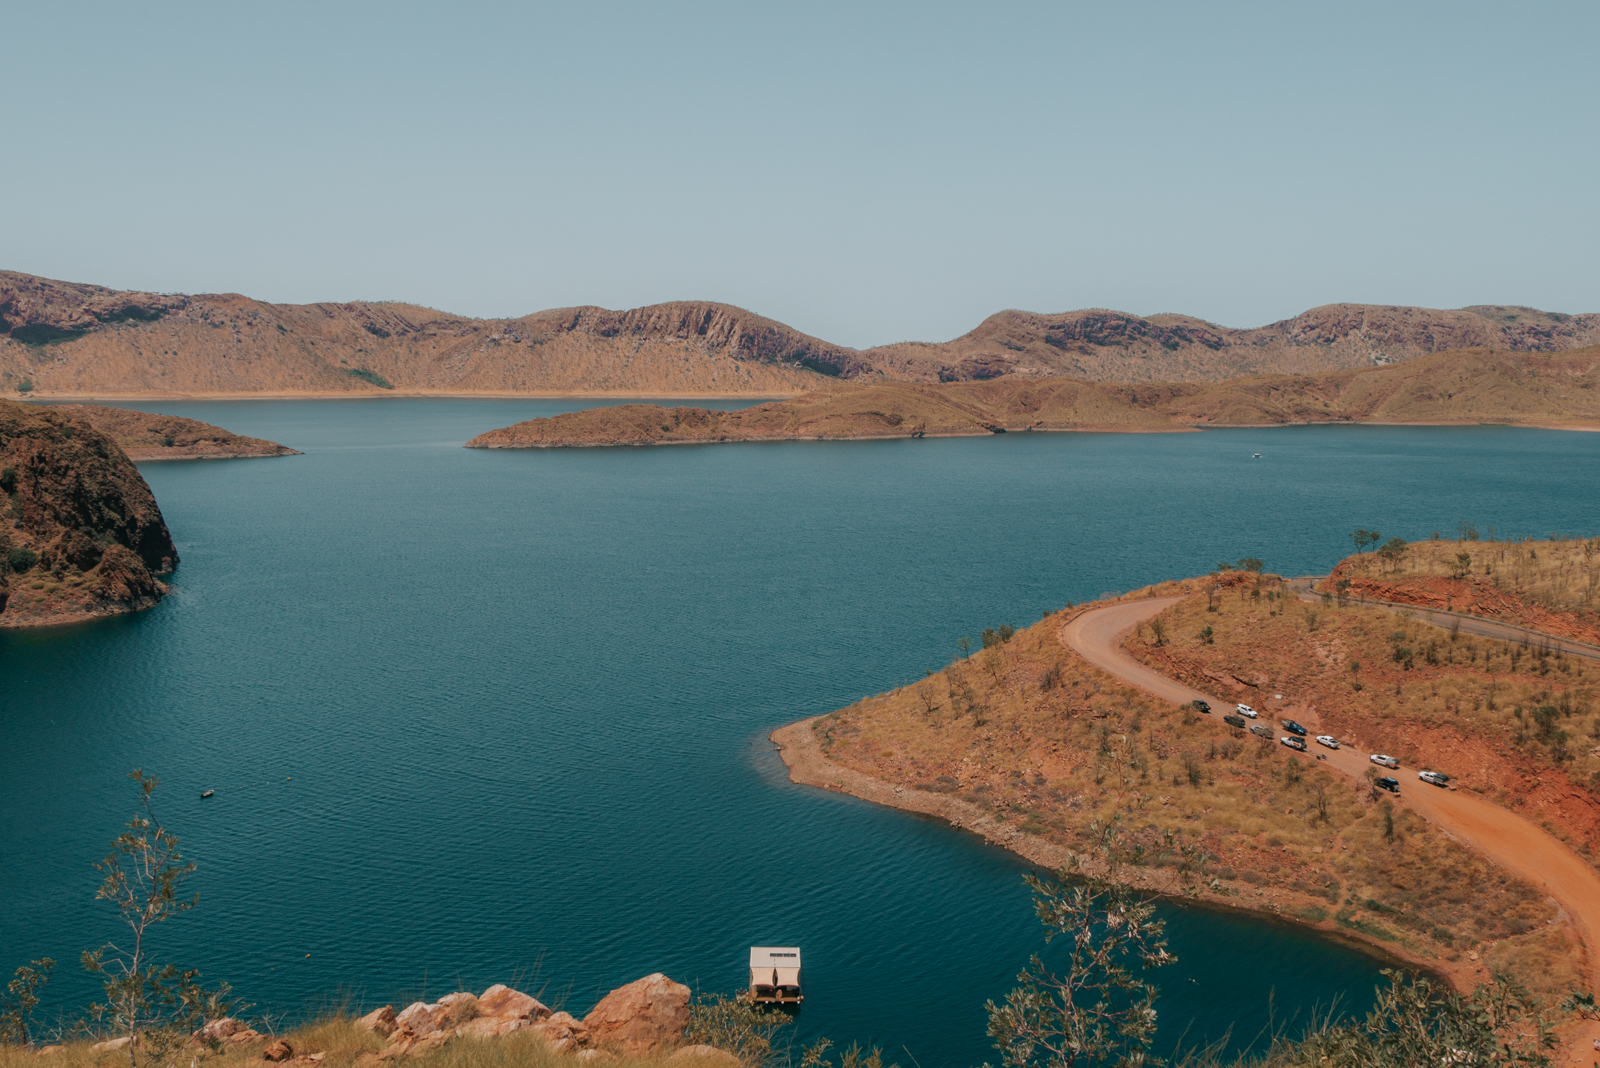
1351,529 -> 1380,558
984,824 -> 1175,1068
1377,537 -> 1410,572
82,771 -> 234,1066
0,958 -> 54,1046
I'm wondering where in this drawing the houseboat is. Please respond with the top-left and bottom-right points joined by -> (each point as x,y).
749,946 -> 802,1004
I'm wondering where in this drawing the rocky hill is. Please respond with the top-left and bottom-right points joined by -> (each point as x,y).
466,345 -> 1600,447
4,270 -> 1597,395
0,400 -> 178,627
48,404 -> 300,460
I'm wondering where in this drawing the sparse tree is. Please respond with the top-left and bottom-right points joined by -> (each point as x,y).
82,771 -> 234,1067
1377,537 -> 1410,572
0,958 -> 54,1046
1236,557 -> 1264,574
1351,529 -> 1380,558
1148,616 -> 1166,646
983,824 -> 1175,1068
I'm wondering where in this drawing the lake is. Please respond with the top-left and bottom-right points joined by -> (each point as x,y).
6,399 -> 1598,1065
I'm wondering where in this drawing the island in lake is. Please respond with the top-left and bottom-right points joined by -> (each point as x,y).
466,345 -> 1600,447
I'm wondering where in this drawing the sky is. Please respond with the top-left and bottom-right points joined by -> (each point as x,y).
4,1 -> 1597,348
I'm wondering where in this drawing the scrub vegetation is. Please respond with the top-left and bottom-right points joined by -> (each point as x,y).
1128,567 -> 1600,856
814,581 -> 1585,998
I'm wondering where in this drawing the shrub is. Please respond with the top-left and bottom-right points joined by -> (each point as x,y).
6,547 -> 38,574
345,368 -> 395,389
685,992 -> 793,1065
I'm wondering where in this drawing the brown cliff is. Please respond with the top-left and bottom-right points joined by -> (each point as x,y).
0,400 -> 178,627
4,270 -> 1598,396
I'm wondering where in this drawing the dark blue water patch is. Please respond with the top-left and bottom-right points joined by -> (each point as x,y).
5,400 -> 1599,1065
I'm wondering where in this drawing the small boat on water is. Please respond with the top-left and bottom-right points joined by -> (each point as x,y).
749,946 -> 802,1005
200,789 -> 214,799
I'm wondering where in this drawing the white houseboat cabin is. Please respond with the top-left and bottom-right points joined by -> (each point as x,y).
749,946 -> 802,1004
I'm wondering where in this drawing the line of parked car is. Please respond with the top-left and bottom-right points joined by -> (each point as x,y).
1191,696 -> 1452,794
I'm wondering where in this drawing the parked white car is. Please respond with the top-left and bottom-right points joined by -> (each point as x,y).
1236,703 -> 1257,718
1370,754 -> 1398,769
1418,771 -> 1449,787
1315,735 -> 1340,750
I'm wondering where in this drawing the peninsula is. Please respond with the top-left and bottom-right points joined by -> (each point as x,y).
0,400 -> 179,626
775,544 -> 1600,1006
47,404 -> 300,460
467,344 -> 1600,447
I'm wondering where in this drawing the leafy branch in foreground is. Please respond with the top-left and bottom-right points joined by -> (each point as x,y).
1288,969 -> 1558,1068
985,821 -> 1176,1068
80,770 -> 235,1066
0,957 -> 54,1046
685,993 -> 793,1066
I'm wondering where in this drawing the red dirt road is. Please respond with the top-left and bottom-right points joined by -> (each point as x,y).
1061,597 -> 1600,1017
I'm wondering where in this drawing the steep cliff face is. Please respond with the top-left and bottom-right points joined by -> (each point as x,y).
0,400 -> 177,626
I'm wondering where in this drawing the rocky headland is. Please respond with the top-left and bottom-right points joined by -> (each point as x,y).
0,400 -> 179,627
5,269 -> 1600,397
47,404 -> 300,460
466,345 -> 1600,447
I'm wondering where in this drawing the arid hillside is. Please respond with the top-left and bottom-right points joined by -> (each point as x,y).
3,270 -> 1597,396
800,586 -> 1584,997
0,400 -> 178,627
467,345 -> 1600,446
47,404 -> 300,460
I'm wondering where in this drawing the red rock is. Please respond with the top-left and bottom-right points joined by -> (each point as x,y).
355,1006 -> 396,1037
530,1011 -> 589,1053
394,1003 -> 438,1037
582,973 -> 691,1056
454,1017 -> 529,1039
262,1039 -> 294,1062
476,984 -> 550,1021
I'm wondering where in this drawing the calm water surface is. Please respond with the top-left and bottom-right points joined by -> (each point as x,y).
6,400 -> 1599,1065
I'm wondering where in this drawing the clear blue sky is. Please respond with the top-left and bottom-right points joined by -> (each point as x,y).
5,1 -> 1596,347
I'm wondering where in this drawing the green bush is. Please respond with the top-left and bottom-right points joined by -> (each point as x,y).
345,368 -> 395,389
6,547 -> 38,574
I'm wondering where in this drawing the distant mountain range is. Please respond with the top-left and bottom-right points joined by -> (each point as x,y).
3,270 -> 1597,396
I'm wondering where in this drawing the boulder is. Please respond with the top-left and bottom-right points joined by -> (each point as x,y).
263,1039 -> 294,1062
394,1003 -> 439,1037
530,1011 -> 590,1054
582,973 -> 691,1057
668,1046 -> 743,1067
91,1037 -> 131,1053
356,1006 -> 397,1037
477,984 -> 550,1021
454,1016 -> 530,1039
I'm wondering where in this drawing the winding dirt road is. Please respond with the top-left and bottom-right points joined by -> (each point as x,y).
1060,597 -> 1600,1015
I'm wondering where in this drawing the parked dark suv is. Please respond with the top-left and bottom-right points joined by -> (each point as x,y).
1193,700 -> 1211,714
1375,777 -> 1400,793
1281,720 -> 1307,736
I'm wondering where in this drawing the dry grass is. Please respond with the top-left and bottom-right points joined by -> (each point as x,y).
816,588 -> 1582,995
0,1022 -> 714,1068
1131,572 -> 1600,847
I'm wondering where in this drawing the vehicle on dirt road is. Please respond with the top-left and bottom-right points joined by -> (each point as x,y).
1281,720 -> 1307,736
1370,754 -> 1398,769
1376,777 -> 1400,793
1281,735 -> 1307,751
1192,700 -> 1211,713
1249,725 -> 1273,739
1223,714 -> 1246,728
1236,704 -> 1257,718
1419,771 -> 1449,787
1315,735 -> 1340,750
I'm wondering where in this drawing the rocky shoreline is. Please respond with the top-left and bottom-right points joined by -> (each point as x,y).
75,975 -> 735,1066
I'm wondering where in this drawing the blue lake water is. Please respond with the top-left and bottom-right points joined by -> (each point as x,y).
6,400 -> 1599,1065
